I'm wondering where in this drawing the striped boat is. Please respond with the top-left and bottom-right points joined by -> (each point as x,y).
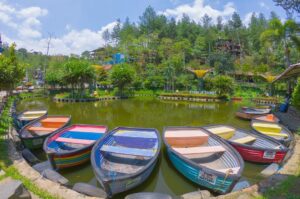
44,124 -> 108,170
13,109 -> 48,132
251,120 -> 293,147
163,127 -> 244,194
19,115 -> 71,149
91,127 -> 161,197
203,125 -> 288,163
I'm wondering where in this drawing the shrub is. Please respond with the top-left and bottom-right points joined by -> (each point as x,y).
292,79 -> 300,110
203,76 -> 214,91
212,75 -> 235,98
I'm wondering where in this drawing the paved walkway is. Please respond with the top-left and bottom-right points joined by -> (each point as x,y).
275,106 -> 300,132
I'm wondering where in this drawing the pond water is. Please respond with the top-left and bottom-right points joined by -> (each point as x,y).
17,97 -> 267,198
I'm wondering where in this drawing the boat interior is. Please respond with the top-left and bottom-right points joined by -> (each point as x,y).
205,126 -> 281,149
252,122 -> 288,140
164,128 -> 241,174
23,117 -> 69,137
98,129 -> 159,177
47,126 -> 106,152
18,110 -> 47,121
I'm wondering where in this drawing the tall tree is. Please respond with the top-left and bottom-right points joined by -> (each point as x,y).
260,18 -> 300,68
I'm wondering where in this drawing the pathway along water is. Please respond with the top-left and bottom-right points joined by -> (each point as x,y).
17,97 -> 267,198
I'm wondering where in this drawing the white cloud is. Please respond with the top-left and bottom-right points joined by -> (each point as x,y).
0,2 -> 118,55
160,0 -> 236,24
259,2 -> 269,10
243,12 -> 258,26
0,2 -> 47,39
18,7 -> 48,19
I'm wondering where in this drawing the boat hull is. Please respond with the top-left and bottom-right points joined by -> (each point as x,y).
230,143 -> 287,163
47,146 -> 93,169
95,159 -> 158,197
167,149 -> 237,194
22,135 -> 50,149
236,111 -> 267,120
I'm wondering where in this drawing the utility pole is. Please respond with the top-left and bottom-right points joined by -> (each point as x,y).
44,33 -> 53,93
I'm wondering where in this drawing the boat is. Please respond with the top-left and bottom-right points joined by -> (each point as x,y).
163,127 -> 244,194
254,114 -> 279,123
91,127 -> 161,197
251,120 -> 293,147
203,125 -> 288,163
236,107 -> 271,120
19,115 -> 71,149
13,109 -> 48,131
44,124 -> 108,170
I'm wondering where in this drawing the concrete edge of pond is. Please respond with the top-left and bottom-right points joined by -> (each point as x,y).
182,135 -> 300,199
53,96 -> 121,103
9,134 -> 300,199
7,129 -> 103,199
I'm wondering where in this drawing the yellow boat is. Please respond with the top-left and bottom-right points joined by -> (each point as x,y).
251,120 -> 293,146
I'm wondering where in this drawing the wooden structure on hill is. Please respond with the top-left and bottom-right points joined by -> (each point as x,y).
215,39 -> 241,56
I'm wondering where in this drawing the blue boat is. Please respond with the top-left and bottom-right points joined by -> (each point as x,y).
163,127 -> 244,194
91,127 -> 161,197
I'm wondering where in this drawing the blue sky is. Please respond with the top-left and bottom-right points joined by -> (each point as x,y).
0,0 -> 291,55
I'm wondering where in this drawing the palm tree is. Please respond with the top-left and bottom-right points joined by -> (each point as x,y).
260,18 -> 300,68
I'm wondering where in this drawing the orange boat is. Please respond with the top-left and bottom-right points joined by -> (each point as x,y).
254,114 -> 279,123
20,115 -> 71,149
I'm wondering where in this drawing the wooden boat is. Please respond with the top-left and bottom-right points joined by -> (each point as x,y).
44,124 -> 108,170
203,125 -> 288,163
13,110 -> 48,131
91,127 -> 161,197
163,127 -> 244,194
20,115 -> 71,149
236,107 -> 271,120
251,120 -> 293,147
254,114 -> 279,123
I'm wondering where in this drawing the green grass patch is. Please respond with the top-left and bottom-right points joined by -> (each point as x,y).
256,161 -> 300,199
5,166 -> 58,199
0,97 -> 57,199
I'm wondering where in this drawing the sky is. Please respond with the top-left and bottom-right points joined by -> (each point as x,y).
0,0 -> 292,55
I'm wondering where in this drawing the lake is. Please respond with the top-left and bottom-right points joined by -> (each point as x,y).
17,97 -> 267,198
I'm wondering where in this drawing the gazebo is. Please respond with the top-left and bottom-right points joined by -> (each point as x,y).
272,63 -> 300,95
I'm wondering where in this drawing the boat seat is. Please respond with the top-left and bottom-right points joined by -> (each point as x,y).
101,145 -> 156,157
173,146 -> 226,155
253,123 -> 282,133
260,131 -> 288,138
233,136 -> 256,144
55,137 -> 95,145
70,126 -> 107,133
206,126 -> 235,139
28,127 -> 57,132
41,118 -> 69,123
115,130 -> 157,139
165,130 -> 208,147
23,111 -> 46,115
19,116 -> 40,120
216,167 -> 240,174
41,118 -> 69,128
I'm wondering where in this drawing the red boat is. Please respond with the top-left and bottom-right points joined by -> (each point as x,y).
203,125 -> 288,164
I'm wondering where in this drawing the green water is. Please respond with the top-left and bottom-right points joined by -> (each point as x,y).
17,97 -> 267,198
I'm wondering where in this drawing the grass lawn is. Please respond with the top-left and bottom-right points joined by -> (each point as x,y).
0,97 -> 57,199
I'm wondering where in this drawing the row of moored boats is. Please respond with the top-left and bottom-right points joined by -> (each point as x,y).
12,106 -> 293,197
